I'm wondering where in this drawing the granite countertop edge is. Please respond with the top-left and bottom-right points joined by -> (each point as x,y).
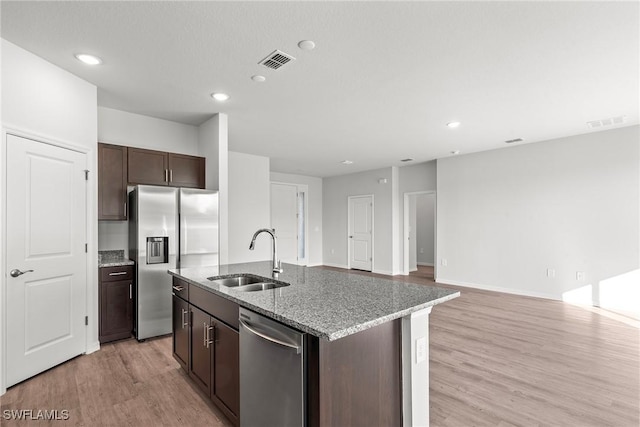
99,259 -> 135,268
168,264 -> 460,341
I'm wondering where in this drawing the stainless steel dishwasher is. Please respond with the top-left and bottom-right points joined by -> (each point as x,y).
239,307 -> 306,427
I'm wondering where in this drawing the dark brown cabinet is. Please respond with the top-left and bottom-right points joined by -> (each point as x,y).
172,277 -> 239,426
127,147 -> 169,186
172,295 -> 189,371
212,320 -> 240,417
99,265 -> 134,343
190,304 -> 213,395
98,143 -> 128,220
127,147 -> 205,188
168,153 -> 205,188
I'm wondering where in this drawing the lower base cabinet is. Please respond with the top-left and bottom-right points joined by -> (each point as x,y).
172,279 -> 239,426
99,265 -> 134,343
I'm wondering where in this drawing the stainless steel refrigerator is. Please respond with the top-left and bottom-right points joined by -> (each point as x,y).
129,185 -> 218,340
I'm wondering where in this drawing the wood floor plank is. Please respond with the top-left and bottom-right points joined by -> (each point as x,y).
2,265 -> 638,426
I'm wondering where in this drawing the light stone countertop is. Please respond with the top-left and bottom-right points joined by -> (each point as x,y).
98,250 -> 135,268
169,261 -> 459,341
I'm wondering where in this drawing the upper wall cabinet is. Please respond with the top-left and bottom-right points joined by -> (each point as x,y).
168,153 -> 205,188
98,143 -> 128,220
128,147 -> 205,189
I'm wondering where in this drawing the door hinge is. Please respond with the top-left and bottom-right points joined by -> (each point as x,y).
84,170 -> 89,180
85,243 -> 88,253
370,257 -> 372,261
85,316 -> 88,326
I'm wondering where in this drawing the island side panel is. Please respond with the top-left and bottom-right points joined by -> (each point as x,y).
309,319 -> 403,427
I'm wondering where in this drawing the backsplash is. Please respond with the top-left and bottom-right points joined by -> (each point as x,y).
98,250 -> 126,264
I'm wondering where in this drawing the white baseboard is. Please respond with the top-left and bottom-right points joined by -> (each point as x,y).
322,262 -> 349,270
435,277 -> 560,301
417,262 -> 434,267
373,269 -> 394,276
85,341 -> 100,355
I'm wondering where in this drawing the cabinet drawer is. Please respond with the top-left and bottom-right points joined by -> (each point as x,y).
189,284 -> 239,330
101,265 -> 134,282
172,277 -> 189,300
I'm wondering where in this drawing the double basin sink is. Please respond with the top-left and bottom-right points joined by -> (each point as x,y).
207,274 -> 290,292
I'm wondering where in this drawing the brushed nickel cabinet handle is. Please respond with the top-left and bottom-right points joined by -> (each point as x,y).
170,169 -> 173,182
109,271 -> 127,276
172,285 -> 185,292
129,284 -> 132,299
206,324 -> 215,348
181,309 -> 188,328
165,169 -> 169,182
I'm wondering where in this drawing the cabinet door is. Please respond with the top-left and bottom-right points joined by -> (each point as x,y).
128,147 -> 168,186
99,279 -> 133,343
168,153 -> 205,188
212,321 -> 240,418
190,305 -> 212,396
98,143 -> 128,220
172,295 -> 189,371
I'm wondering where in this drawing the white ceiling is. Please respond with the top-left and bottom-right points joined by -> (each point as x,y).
1,1 -> 638,177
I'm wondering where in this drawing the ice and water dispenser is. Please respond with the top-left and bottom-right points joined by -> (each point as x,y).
146,237 -> 168,264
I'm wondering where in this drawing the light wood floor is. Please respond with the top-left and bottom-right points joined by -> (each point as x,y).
2,266 -> 638,426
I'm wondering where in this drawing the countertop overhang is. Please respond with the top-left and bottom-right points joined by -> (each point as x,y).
169,261 -> 459,341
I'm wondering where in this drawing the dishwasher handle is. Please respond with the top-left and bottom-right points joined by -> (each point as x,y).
239,319 -> 302,354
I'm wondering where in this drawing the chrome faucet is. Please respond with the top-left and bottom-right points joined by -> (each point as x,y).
249,228 -> 283,274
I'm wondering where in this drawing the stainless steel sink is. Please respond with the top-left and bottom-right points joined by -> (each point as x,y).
208,275 -> 263,288
207,275 -> 290,292
235,282 -> 289,292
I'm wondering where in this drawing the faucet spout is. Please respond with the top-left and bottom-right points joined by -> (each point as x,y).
248,228 -> 283,275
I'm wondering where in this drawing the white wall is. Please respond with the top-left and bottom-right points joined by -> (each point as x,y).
323,167 -> 395,274
416,193 -> 435,266
97,107 -> 201,255
228,151 -> 271,263
98,107 -> 198,155
270,172 -> 323,266
437,126 -> 640,313
198,114 -> 225,191
1,39 -> 99,391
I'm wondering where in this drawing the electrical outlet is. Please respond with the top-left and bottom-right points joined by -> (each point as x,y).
420,248 -> 424,254
416,337 -> 427,364
441,258 -> 448,266
546,268 -> 555,278
576,271 -> 586,281
330,249 -> 335,255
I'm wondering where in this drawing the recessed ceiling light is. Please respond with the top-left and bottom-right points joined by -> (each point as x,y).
505,138 -> 523,144
451,150 -> 460,155
211,92 -> 230,101
298,40 -> 316,51
447,121 -> 461,128
74,53 -> 102,65
340,160 -> 354,165
400,158 -> 414,162
251,75 -> 266,83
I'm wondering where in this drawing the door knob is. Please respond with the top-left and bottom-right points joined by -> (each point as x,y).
349,235 -> 353,238
10,269 -> 34,277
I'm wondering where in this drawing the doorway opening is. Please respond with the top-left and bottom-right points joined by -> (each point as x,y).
270,182 -> 308,265
403,191 -> 436,278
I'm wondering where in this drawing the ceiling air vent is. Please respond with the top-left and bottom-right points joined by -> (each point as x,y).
259,50 -> 296,70
505,138 -> 523,144
587,115 -> 626,129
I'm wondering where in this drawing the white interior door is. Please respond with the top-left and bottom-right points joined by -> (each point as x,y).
5,134 -> 87,387
348,195 -> 373,271
271,183 -> 298,264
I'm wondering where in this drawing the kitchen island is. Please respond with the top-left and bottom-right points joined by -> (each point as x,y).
169,261 -> 459,426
